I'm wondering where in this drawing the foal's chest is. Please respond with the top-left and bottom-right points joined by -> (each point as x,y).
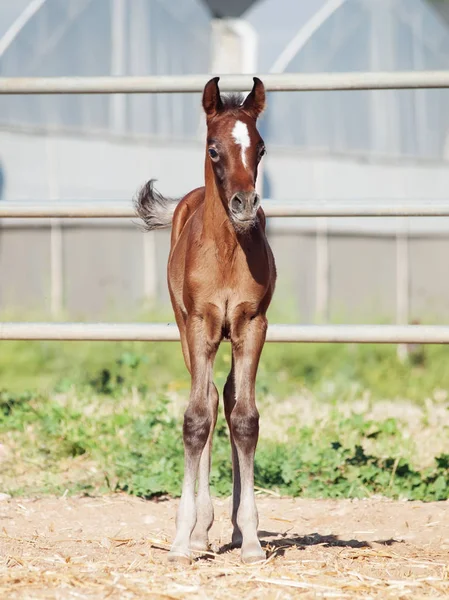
191,239 -> 272,304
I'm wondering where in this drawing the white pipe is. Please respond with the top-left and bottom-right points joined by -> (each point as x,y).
0,0 -> 48,58
143,232 -> 157,303
228,19 -> 258,74
1,322 -> 449,343
110,0 -> 126,134
396,218 -> 410,362
315,217 -> 330,322
3,200 -> 449,218
270,0 -> 346,73
2,71 -> 449,94
45,137 -> 64,317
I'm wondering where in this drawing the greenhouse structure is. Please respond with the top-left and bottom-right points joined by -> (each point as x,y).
1,0 -> 449,323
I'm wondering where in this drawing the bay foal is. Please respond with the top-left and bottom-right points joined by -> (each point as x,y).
136,77 -> 276,564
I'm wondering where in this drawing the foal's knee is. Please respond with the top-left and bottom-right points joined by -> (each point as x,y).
183,405 -> 212,452
230,406 -> 259,451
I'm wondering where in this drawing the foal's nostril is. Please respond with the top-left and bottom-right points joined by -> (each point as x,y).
231,195 -> 244,213
253,194 -> 259,207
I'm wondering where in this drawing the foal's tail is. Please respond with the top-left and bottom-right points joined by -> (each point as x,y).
134,179 -> 178,230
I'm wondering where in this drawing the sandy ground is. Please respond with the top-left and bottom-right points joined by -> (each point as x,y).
1,494 -> 449,599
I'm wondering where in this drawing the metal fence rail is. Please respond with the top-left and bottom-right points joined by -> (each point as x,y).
2,71 -> 449,94
2,70 -> 449,344
1,323 -> 448,343
3,200 -> 449,218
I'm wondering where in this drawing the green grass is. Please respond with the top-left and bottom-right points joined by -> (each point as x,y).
0,335 -> 447,403
1,335 -> 449,501
1,382 -> 449,501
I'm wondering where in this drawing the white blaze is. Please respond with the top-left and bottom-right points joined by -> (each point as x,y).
232,120 -> 250,169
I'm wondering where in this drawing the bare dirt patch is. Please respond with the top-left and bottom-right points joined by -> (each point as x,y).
1,494 -> 449,599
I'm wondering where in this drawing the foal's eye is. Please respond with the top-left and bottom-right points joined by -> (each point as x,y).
208,148 -> 219,161
258,146 -> 266,158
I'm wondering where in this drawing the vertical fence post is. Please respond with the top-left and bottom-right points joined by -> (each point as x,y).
50,223 -> 63,317
110,0 -> 126,134
396,217 -> 410,362
314,157 -> 330,323
315,216 -> 330,322
46,136 -> 63,317
143,232 -> 157,304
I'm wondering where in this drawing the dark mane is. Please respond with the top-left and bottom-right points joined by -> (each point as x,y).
220,93 -> 244,112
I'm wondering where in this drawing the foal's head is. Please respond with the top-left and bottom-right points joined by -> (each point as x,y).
202,76 -> 266,232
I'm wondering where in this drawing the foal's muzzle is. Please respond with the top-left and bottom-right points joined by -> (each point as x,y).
229,191 -> 260,225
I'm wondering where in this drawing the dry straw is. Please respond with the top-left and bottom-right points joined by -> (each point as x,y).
2,535 -> 449,598
1,495 -> 449,599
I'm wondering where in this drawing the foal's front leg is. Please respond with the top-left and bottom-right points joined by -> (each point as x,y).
190,381 -> 219,552
168,317 -> 219,564
229,313 -> 268,564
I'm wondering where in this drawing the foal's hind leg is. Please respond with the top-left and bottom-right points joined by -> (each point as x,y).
190,381 -> 218,553
228,313 -> 268,564
223,358 -> 243,548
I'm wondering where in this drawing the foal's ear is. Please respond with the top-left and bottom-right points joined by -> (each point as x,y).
242,77 -> 266,119
202,77 -> 223,118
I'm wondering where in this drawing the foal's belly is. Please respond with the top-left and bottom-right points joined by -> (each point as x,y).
186,284 -> 268,342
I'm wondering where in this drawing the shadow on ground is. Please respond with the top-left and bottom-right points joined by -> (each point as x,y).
217,531 -> 401,557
